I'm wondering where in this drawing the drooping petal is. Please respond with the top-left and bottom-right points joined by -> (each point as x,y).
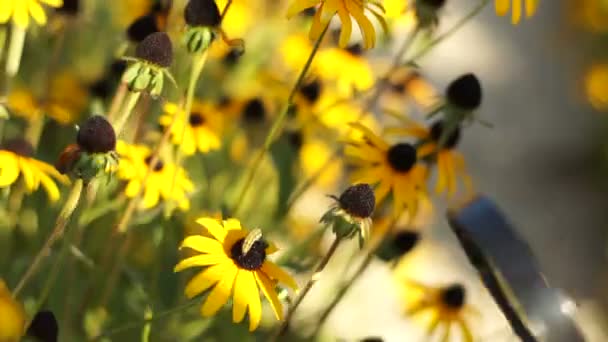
261,261 -> 298,290
511,0 -> 522,24
350,123 -> 389,150
174,254 -> 228,272
0,152 -> 20,187
458,318 -> 474,342
440,323 -> 451,342
246,280 -> 262,331
12,1 -> 29,28
0,0 -> 13,24
201,263 -> 238,317
526,0 -> 539,17
17,158 -> 38,192
374,178 -> 392,205
345,0 -> 376,48
196,217 -> 227,242
255,271 -> 283,321
309,2 -> 328,42
495,0 -> 510,16
28,0 -> 47,26
336,8 -> 352,48
38,169 -> 61,202
232,270 -> 256,324
40,0 -> 63,6
184,262 -> 230,298
180,235 -> 225,255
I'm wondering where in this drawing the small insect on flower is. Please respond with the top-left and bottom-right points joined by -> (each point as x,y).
400,280 -> 478,342
0,279 -> 26,342
175,218 -> 298,331
321,183 -> 376,246
0,139 -> 69,202
0,0 -> 64,28
345,123 -> 429,218
495,0 -> 539,25
287,0 -> 387,49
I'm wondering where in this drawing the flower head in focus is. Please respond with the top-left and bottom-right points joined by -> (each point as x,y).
345,123 -> 429,218
400,280 -> 477,342
160,101 -> 223,156
287,0 -> 387,49
175,218 -> 298,331
495,0 -> 539,25
0,0 -> 63,29
116,140 -> 195,210
0,279 -> 26,342
0,138 -> 69,202
386,119 -> 473,199
322,183 -> 376,245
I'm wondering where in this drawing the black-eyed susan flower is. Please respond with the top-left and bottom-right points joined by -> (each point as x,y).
321,183 -> 376,245
495,0 -> 539,25
175,217 -> 298,331
0,279 -> 26,342
287,0 -> 387,49
345,123 -> 429,217
116,140 -> 194,210
316,43 -> 374,94
8,72 -> 88,125
0,138 -> 69,202
0,0 -> 63,28
160,101 -> 223,156
401,280 -> 477,342
386,119 -> 473,198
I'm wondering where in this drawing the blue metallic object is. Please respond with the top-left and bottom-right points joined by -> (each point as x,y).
447,196 -> 585,342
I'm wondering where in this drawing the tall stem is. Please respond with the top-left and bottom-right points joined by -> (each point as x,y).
272,236 -> 342,340
231,23 -> 329,216
6,26 -> 26,77
113,91 -> 141,137
12,179 -> 84,296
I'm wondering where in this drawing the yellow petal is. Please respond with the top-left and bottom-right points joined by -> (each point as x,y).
196,217 -> 226,242
309,2 -> 328,42
179,235 -> 225,255
495,0 -> 510,16
374,179 -> 391,205
222,218 -> 242,231
525,0 -> 538,17
349,123 -> 388,150
261,261 -> 298,290
511,0 -> 522,24
141,186 -> 160,209
12,1 -> 29,28
174,254 -> 228,273
0,152 -> 20,187
246,279 -> 262,331
18,158 -> 38,192
0,0 -> 14,23
336,8 -> 352,48
345,0 -> 375,48
38,170 -> 61,202
232,270 -> 255,324
124,180 -> 141,198
458,318 -> 474,342
40,0 -> 63,7
184,263 -> 227,298
201,263 -> 238,317
255,271 -> 283,321
28,0 -> 47,26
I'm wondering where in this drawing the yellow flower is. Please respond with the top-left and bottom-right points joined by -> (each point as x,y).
495,0 -> 539,25
175,218 -> 298,331
0,0 -> 63,28
345,123 -> 429,217
386,119 -> 473,199
0,139 -> 69,202
8,73 -> 88,125
116,140 -> 195,210
585,63 -> 608,111
0,279 -> 26,342
300,138 -> 343,189
115,0 -> 151,27
316,44 -> 374,94
399,280 -> 478,342
160,101 -> 223,156
287,0 -> 387,49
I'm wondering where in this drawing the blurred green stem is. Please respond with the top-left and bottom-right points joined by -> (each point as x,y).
231,23 -> 329,216
12,179 -> 84,297
113,91 -> 141,138
91,299 -> 199,341
272,236 -> 342,340
6,26 -> 26,77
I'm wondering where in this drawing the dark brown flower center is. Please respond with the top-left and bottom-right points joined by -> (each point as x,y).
189,112 -> 206,127
441,284 -> 465,309
242,98 -> 266,123
230,238 -> 268,270
144,155 -> 164,172
338,183 -> 375,219
345,43 -> 363,56
386,143 -> 417,173
2,138 -> 34,157
299,79 -> 322,103
429,121 -> 461,149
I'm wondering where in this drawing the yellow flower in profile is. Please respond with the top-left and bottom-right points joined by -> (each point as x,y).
386,119 -> 473,198
287,0 -> 387,49
345,123 -> 429,217
399,280 -> 477,342
495,0 -> 539,24
585,63 -> 608,111
160,101 -> 223,156
0,279 -> 25,342
116,140 -> 195,210
316,44 -> 374,94
175,218 -> 298,331
9,73 -> 88,125
0,0 -> 63,28
0,139 -> 69,202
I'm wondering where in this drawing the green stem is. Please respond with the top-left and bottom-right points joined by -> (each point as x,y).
91,299 -> 199,341
231,23 -> 329,216
272,236 -> 342,340
12,179 -> 84,297
0,26 -> 7,61
113,91 -> 141,138
6,26 -> 26,77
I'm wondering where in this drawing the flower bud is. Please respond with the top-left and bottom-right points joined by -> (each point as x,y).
446,73 -> 482,110
77,115 -> 116,154
184,0 -> 221,27
338,183 -> 375,219
135,32 -> 173,68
